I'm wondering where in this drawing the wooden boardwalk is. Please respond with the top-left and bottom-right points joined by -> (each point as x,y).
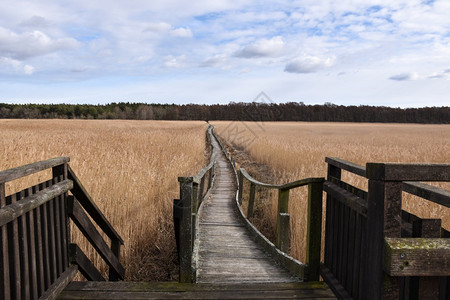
196,135 -> 299,283
57,132 -> 337,299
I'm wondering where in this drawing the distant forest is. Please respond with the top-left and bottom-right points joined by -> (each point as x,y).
0,102 -> 449,123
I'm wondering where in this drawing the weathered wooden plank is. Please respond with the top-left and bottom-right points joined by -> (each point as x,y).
0,180 -> 73,227
33,184 -> 45,295
383,238 -> 450,276
47,195 -> 58,283
39,265 -> 77,300
63,280 -> 332,291
17,190 -> 30,300
0,182 -> 11,300
305,181 -> 323,281
345,208 -> 356,294
109,239 -> 122,281
68,199 -> 125,280
325,157 -> 366,177
0,157 -> 70,184
177,176 -> 194,283
41,183 -> 52,290
403,181 -> 450,208
68,166 -> 124,244
247,182 -> 256,218
7,193 -> 21,300
197,132 -> 305,285
366,162 -> 450,181
276,189 -> 289,251
323,181 -> 367,217
60,281 -> 337,299
365,178 -> 402,299
320,264 -> 353,300
69,244 -> 105,281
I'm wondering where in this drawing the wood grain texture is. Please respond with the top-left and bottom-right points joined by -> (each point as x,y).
196,134 -> 299,284
58,281 -> 336,299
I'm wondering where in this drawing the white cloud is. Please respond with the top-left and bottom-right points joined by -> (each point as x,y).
23,64 -> 35,75
20,15 -> 49,28
143,22 -> 171,33
200,55 -> 226,68
0,57 -> 34,75
389,72 -> 419,81
0,27 -> 79,60
164,55 -> 187,68
234,36 -> 284,58
170,27 -> 193,38
284,55 -> 335,73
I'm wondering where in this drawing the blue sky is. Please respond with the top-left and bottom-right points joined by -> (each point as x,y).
0,0 -> 449,107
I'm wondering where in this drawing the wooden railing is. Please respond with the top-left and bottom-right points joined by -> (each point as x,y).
0,158 -> 124,300
323,157 -> 450,300
174,125 -> 216,283
238,169 -> 324,281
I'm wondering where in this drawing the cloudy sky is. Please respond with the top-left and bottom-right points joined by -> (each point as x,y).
1,0 -> 449,107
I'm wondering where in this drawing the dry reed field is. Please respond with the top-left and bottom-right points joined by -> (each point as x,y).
0,119 -> 208,281
213,121 -> 450,263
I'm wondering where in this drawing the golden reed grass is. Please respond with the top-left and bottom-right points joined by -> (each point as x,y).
213,121 -> 450,263
0,119 -> 208,281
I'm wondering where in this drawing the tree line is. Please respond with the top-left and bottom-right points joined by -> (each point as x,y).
0,102 -> 448,123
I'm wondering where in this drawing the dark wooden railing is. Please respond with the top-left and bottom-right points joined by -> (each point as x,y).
0,157 -> 124,300
323,157 -> 450,300
238,169 -> 324,281
174,125 -> 216,283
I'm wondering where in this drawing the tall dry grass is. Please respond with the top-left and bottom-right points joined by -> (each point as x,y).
213,121 -> 450,263
0,119 -> 208,281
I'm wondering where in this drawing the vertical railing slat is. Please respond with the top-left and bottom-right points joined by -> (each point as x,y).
18,190 -> 31,300
7,193 -> 21,300
178,177 -> 194,283
305,181 -> 323,281
276,189 -> 289,251
0,182 -> 11,300
40,182 -> 51,290
247,182 -> 256,219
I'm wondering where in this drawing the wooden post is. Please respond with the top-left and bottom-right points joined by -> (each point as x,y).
191,181 -> 199,250
178,177 -> 194,283
324,163 -> 341,269
247,182 -> 256,219
0,182 -> 10,300
408,219 -> 441,299
278,213 -> 290,253
306,181 -> 323,281
109,239 -> 122,281
365,163 -> 402,300
276,189 -> 289,251
238,170 -> 244,205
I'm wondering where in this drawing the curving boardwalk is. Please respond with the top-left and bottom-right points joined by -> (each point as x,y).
196,134 -> 299,284
58,129 -> 336,299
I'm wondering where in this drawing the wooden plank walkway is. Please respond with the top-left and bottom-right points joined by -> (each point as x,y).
59,281 -> 336,299
196,135 -> 299,283
58,130 -> 336,299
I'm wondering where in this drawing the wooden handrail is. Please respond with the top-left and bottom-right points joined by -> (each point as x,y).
240,168 -> 324,190
238,167 -> 324,281
175,125 -> 217,283
0,180 -> 72,227
403,181 -> 450,208
325,157 -> 366,177
0,157 -> 70,184
324,157 -> 450,299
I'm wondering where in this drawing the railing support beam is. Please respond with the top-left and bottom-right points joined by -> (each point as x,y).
247,183 -> 256,219
178,177 -> 194,283
276,189 -> 290,251
306,181 -> 323,281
